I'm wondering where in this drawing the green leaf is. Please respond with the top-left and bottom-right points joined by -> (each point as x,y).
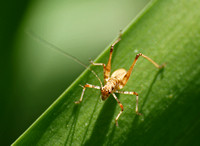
13,0 -> 200,145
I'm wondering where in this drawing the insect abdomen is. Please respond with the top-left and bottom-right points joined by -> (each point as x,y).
111,68 -> 127,89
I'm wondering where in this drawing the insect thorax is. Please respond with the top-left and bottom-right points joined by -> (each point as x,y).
101,78 -> 118,100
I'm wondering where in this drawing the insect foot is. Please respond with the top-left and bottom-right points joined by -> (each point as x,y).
75,100 -> 81,104
115,119 -> 119,127
136,112 -> 142,116
159,63 -> 166,69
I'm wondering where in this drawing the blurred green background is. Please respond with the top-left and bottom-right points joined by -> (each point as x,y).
0,0 -> 150,145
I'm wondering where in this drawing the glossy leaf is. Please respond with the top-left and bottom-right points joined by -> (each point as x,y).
13,0 -> 200,145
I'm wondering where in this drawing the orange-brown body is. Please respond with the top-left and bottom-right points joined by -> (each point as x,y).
29,30 -> 164,126
75,34 -> 164,126
101,68 -> 127,100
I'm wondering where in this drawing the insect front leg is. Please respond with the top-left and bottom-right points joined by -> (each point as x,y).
115,90 -> 142,115
112,93 -> 124,126
90,61 -> 107,84
75,84 -> 100,104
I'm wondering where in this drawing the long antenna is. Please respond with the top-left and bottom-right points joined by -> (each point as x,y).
27,31 -> 103,88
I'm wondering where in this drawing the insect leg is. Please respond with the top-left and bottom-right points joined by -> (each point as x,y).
112,93 -> 124,126
140,53 -> 165,69
115,90 -> 141,115
90,35 -> 121,84
105,36 -> 121,80
90,61 -> 107,84
121,53 -> 164,86
75,84 -> 100,104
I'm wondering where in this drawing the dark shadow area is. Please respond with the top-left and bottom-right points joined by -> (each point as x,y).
141,68 -> 165,112
84,94 -> 119,146
81,96 -> 99,145
82,64 -> 165,145
64,104 -> 81,146
82,42 -> 121,145
120,71 -> 200,145
106,123 -> 117,145
0,1 -> 31,145
105,68 -> 165,145
14,90 -> 75,145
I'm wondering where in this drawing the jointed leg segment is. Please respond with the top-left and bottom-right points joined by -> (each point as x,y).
75,84 -> 100,104
90,34 -> 121,84
104,36 -> 121,80
115,90 -> 141,115
112,93 -> 124,126
141,53 -> 165,69
90,61 -> 107,84
121,53 -> 165,86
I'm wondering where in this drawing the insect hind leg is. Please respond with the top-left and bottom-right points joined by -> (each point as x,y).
90,33 -> 121,84
105,34 -> 121,79
121,53 -> 165,87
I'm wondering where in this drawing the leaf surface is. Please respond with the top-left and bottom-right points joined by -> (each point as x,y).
13,0 -> 200,145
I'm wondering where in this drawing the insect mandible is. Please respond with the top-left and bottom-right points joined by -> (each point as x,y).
75,34 -> 165,126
